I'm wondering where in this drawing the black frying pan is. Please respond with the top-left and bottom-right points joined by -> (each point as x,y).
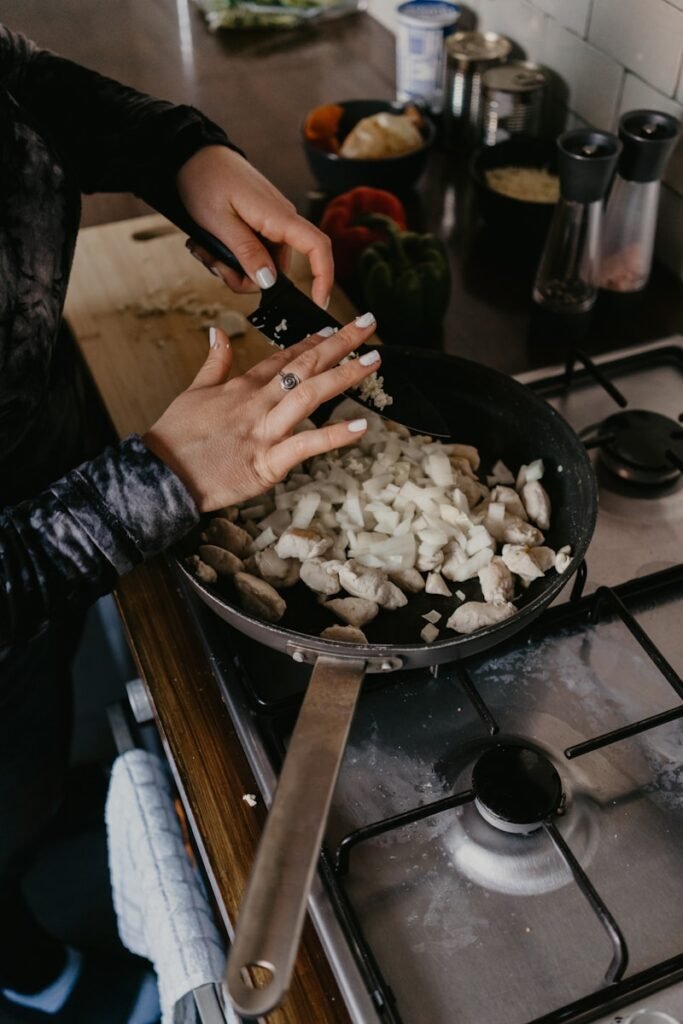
176,351 -> 597,1016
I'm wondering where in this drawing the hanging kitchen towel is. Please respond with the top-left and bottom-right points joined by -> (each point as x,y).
105,748 -> 236,1024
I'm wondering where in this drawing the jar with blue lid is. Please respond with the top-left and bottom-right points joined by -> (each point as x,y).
396,1 -> 461,113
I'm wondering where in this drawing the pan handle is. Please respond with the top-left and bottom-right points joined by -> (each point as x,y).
225,655 -> 367,1017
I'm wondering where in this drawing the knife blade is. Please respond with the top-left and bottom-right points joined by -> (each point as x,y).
159,198 -> 451,437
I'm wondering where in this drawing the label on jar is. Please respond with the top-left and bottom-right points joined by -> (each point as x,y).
396,1 -> 461,112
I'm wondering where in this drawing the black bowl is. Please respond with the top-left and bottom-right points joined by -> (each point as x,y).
302,99 -> 436,194
469,137 -> 558,237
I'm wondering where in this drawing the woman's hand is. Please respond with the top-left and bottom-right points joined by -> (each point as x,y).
176,145 -> 333,309
143,315 -> 380,513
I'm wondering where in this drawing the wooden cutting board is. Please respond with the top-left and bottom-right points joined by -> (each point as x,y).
65,213 -> 360,439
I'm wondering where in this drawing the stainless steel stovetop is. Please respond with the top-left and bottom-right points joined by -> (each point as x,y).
190,337 -> 683,1024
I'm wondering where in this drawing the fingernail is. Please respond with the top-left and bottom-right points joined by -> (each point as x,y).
208,265 -> 221,278
317,326 -> 336,338
354,311 -> 375,329
348,418 -> 367,433
209,327 -> 218,349
255,266 -> 276,289
359,349 -> 380,366
323,294 -> 331,310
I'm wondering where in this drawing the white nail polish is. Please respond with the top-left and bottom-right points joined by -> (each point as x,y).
208,266 -> 221,278
255,267 -> 276,289
323,295 -> 331,310
209,327 -> 218,349
317,326 -> 336,338
359,349 -> 380,366
348,418 -> 368,433
354,311 -> 375,329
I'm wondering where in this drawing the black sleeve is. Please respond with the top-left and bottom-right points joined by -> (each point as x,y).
0,435 -> 199,656
0,22 -> 237,200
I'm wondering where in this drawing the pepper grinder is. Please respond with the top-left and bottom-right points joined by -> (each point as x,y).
600,109 -> 681,301
530,129 -> 620,345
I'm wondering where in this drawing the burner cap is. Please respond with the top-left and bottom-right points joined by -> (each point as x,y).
598,409 -> 683,486
472,744 -> 562,834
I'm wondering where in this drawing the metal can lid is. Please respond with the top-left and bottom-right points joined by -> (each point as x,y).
397,1 -> 461,29
482,61 -> 548,94
445,30 -> 512,64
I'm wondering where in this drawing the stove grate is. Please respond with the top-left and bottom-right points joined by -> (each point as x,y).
325,563 -> 683,1024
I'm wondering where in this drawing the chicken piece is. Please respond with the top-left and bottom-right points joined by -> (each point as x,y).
250,546 -> 300,588
529,546 -> 555,573
456,476 -> 489,509
425,571 -> 452,597
339,561 -> 408,610
214,506 -> 239,522
199,544 -> 244,578
185,555 -> 217,585
201,518 -> 252,558
522,480 -> 551,531
502,517 -> 544,547
325,597 -> 379,628
233,572 -> 286,623
450,444 -> 480,471
275,527 -> 333,561
321,624 -> 368,644
555,545 -> 572,573
447,600 -> 516,635
300,559 -> 342,596
491,485 -> 527,520
478,557 -> 514,605
389,567 -> 426,593
501,544 -> 545,582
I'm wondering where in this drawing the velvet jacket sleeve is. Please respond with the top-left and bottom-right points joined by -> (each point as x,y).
0,437 -> 199,654
0,23 -> 236,201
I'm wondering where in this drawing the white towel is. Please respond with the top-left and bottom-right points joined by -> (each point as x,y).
106,749 -> 233,1024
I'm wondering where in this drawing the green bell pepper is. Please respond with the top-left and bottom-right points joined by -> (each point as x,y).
357,217 -> 450,343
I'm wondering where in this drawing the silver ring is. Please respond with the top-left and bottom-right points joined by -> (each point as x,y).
279,370 -> 301,392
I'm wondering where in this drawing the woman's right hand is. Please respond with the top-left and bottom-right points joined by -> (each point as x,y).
143,315 -> 380,513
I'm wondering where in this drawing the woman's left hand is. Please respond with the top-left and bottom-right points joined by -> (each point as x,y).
176,145 -> 333,309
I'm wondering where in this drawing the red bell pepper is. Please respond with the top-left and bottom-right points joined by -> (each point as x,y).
319,186 -> 407,282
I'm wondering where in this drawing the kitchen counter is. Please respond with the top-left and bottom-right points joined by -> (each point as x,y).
5,1 -> 683,1021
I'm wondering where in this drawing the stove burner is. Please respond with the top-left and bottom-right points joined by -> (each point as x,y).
472,744 -> 563,835
597,409 -> 683,486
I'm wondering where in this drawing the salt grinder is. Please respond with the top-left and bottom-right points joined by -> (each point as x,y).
531,129 -> 620,344
600,109 -> 681,297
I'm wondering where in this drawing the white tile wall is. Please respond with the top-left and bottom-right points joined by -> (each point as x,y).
529,0 -> 591,38
542,18 -> 624,126
588,0 -> 683,95
367,0 -> 683,276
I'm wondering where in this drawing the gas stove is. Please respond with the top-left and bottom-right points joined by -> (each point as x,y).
188,337 -> 683,1024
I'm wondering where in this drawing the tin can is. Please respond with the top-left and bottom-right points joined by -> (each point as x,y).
481,61 -> 548,145
444,31 -> 512,149
396,1 -> 461,114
